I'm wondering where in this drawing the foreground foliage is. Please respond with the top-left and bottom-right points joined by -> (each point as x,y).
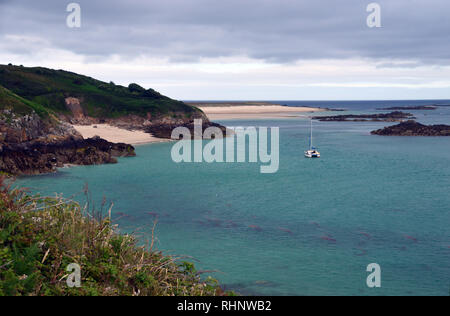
0,178 -> 222,296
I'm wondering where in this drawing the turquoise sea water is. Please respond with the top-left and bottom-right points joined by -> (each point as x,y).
16,102 -> 450,296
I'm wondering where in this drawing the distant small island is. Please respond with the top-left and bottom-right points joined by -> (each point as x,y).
371,120 -> 450,136
376,105 -> 437,111
313,111 -> 414,122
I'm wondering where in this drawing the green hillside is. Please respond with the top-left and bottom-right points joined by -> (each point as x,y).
0,85 -> 52,119
0,64 -> 197,119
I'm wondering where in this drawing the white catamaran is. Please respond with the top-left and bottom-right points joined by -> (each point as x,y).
305,119 -> 321,158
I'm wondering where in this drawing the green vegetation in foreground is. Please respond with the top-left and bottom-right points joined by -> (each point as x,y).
0,178 -> 224,296
0,64 -> 196,118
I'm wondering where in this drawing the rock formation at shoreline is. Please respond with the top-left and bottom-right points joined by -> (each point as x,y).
0,136 -> 135,175
0,105 -> 135,175
313,111 -> 414,122
371,120 -> 450,136
146,120 -> 228,139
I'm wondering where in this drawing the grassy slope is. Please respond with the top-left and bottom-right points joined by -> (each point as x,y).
0,179 -> 224,296
0,85 -> 52,119
0,64 -> 196,119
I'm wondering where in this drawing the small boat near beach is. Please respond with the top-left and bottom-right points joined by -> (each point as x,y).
305,119 -> 321,158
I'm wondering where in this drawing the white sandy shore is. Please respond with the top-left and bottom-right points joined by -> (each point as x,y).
72,124 -> 167,145
198,105 -> 325,120
72,105 -> 325,143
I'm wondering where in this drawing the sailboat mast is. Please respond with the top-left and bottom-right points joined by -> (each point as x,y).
310,119 -> 313,150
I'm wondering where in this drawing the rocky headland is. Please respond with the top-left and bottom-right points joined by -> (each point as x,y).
0,64 -> 223,175
0,108 -> 135,175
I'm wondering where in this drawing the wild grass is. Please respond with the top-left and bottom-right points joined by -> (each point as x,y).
0,85 -> 51,118
0,178 -> 226,296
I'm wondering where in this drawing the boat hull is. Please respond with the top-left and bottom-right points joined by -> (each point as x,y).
304,151 -> 321,158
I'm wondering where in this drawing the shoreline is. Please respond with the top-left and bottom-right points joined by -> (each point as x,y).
71,104 -> 327,144
192,103 -> 326,120
72,124 -> 169,145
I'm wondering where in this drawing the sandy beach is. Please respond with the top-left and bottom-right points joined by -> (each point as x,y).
192,103 -> 325,120
72,124 -> 167,145
72,104 -> 326,143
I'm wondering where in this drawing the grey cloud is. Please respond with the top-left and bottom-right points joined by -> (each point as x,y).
376,62 -> 423,69
1,0 -> 450,64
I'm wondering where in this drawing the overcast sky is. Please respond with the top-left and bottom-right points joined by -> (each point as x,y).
1,0 -> 450,100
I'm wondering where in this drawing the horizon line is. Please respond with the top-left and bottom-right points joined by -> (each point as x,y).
183,98 -> 450,102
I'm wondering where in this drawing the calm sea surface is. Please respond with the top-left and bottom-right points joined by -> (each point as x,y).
16,100 -> 450,295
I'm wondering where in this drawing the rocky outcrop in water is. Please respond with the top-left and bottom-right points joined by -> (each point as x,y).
376,105 -> 437,111
371,120 -> 450,136
0,136 -> 135,175
313,111 -> 414,122
145,120 -> 228,139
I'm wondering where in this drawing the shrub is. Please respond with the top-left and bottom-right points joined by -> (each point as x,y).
128,83 -> 145,93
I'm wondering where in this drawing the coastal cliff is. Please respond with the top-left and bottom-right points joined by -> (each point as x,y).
0,64 -> 224,175
0,101 -> 135,175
